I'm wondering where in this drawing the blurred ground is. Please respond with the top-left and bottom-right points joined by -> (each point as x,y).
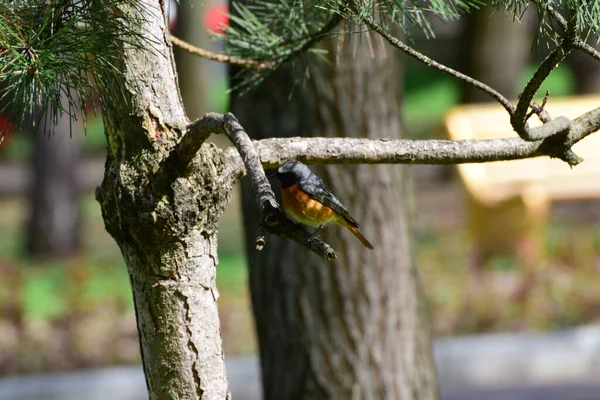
1,159 -> 600,375
2,352 -> 600,400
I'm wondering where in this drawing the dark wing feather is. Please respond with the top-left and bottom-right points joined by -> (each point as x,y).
299,175 -> 359,228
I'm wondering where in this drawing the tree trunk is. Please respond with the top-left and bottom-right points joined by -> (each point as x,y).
232,24 -> 438,399
95,2 -> 230,398
463,6 -> 531,102
26,98 -> 81,258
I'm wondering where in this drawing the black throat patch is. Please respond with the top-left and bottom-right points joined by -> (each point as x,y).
276,172 -> 297,189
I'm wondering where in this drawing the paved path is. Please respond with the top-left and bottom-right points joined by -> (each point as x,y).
1,355 -> 600,400
443,382 -> 600,400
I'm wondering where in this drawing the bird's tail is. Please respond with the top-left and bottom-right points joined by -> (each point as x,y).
344,223 -> 374,250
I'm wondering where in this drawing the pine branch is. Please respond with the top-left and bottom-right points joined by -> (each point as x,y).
347,1 -> 516,116
511,14 -> 577,140
170,35 -> 273,71
0,1 -> 145,135
223,2 -> 342,91
547,4 -> 600,62
216,105 -> 600,182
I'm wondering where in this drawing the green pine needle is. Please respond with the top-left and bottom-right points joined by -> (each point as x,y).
0,0 -> 145,141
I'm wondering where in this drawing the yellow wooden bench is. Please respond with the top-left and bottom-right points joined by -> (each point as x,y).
442,95 -> 600,266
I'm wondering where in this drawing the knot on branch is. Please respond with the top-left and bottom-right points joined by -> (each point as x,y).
539,126 -> 583,167
523,116 -> 571,141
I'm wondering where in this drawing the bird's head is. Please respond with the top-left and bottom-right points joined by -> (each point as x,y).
274,160 -> 311,189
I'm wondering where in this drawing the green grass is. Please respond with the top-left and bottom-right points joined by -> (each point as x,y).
15,252 -> 246,321
1,196 -> 247,322
22,265 -> 69,319
217,253 -> 248,294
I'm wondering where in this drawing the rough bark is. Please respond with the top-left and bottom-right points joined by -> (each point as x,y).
94,2 -> 230,398
26,101 -> 81,258
232,24 -> 438,399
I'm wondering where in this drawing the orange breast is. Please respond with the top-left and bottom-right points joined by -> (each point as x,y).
281,184 -> 336,228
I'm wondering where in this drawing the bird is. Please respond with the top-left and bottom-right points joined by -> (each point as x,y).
273,160 -> 374,249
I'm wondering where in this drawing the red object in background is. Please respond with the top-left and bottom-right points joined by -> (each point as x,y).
0,113 -> 14,152
204,4 -> 229,34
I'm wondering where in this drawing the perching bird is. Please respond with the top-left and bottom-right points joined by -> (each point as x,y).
274,160 -> 374,249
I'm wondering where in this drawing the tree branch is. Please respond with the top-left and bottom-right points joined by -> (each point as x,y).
511,14 -> 577,139
221,106 -> 600,181
170,13 -> 341,77
182,112 -> 337,260
546,4 -> 600,63
177,99 -> 600,256
348,1 -> 515,116
167,112 -> 224,171
170,35 -> 273,71
575,39 -> 600,62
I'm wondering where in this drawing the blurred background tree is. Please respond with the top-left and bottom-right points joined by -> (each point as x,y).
462,5 -> 532,103
26,94 -> 82,259
232,14 -> 437,397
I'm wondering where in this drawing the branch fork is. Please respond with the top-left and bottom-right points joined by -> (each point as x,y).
184,112 -> 338,261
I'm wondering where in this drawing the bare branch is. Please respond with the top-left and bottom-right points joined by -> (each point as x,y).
511,15 -> 577,139
167,113 -> 224,171
170,13 -> 341,79
170,35 -> 274,71
348,1 -> 515,116
568,105 -> 600,143
221,106 -> 600,182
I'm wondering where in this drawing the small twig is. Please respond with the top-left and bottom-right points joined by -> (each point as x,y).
575,40 -> 600,62
170,35 -> 274,71
527,91 -> 552,123
348,1 -> 515,116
